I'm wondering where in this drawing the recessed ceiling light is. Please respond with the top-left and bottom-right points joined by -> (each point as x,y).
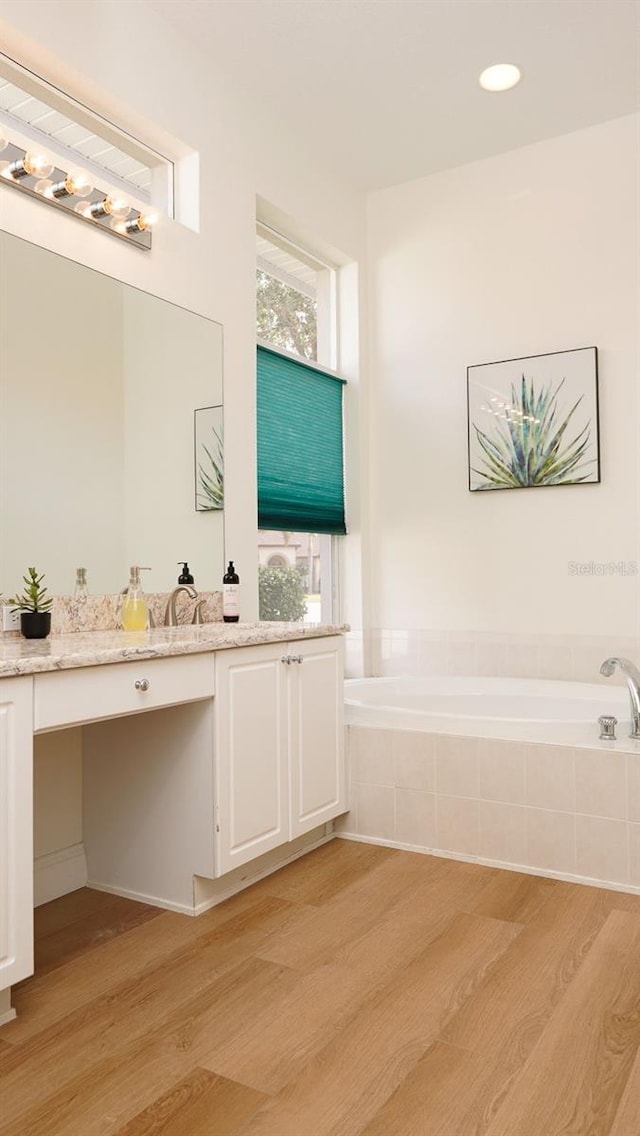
479,64 -> 522,92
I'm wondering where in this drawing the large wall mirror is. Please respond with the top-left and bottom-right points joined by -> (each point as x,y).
0,232 -> 224,598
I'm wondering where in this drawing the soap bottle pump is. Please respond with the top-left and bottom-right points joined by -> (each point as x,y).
121,566 -> 151,631
177,562 -> 194,585
223,561 -> 240,623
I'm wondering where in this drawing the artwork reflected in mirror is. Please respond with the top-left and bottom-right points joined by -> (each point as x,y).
195,406 -> 224,511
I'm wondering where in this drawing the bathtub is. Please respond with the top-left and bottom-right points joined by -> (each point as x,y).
340,675 -> 640,893
345,675 -> 632,748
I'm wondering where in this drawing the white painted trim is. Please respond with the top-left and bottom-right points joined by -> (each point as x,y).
34,843 -> 87,907
85,878 -> 195,917
335,832 -> 640,897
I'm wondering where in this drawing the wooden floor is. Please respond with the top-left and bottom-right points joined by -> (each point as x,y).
1,841 -> 640,1136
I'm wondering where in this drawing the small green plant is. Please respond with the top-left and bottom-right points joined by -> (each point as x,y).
11,567 -> 54,614
259,564 -> 307,622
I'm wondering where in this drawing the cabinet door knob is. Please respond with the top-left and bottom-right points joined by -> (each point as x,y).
294,654 -> 303,664
281,655 -> 291,664
135,678 -> 150,692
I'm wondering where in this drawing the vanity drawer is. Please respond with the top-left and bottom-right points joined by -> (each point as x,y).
34,654 -> 215,732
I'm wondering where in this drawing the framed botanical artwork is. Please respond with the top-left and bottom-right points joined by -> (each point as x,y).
194,405 -> 224,511
467,346 -> 600,492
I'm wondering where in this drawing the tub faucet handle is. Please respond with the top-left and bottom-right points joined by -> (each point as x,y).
598,715 -> 618,741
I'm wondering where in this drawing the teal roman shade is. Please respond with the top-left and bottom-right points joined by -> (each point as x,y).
257,345 -> 347,534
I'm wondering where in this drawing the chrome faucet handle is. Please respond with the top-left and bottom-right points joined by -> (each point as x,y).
598,715 -> 617,741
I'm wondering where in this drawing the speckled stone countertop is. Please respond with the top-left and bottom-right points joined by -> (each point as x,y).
0,622 -> 347,678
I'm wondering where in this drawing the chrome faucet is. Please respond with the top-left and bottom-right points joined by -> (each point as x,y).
600,656 -> 640,739
164,585 -> 198,626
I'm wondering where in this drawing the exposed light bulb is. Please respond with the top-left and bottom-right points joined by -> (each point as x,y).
47,171 -> 93,199
124,211 -> 158,234
34,179 -> 54,196
89,195 -> 131,220
74,200 -> 94,218
479,63 -> 522,92
1,150 -> 55,179
23,152 -> 55,177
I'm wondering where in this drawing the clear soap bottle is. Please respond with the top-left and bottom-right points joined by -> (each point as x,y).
121,566 -> 150,631
74,568 -> 88,598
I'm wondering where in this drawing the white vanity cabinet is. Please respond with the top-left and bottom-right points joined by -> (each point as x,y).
213,635 -> 345,876
0,677 -> 33,1020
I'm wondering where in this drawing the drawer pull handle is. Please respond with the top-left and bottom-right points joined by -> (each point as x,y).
135,678 -> 151,692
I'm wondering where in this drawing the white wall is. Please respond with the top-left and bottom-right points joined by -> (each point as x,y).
367,116 -> 639,643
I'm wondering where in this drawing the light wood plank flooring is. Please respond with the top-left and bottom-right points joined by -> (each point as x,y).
1,839 -> 639,1135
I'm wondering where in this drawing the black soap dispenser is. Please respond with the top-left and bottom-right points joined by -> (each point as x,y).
223,561 -> 240,622
178,562 -> 194,585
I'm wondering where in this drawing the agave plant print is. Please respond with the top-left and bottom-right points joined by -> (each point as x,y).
467,347 -> 599,492
194,405 -> 224,511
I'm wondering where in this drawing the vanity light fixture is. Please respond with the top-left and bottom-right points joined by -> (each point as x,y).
0,137 -> 154,250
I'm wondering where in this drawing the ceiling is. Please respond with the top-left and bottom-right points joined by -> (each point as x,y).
147,0 -> 640,191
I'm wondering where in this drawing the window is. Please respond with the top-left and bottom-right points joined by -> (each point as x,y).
256,224 -> 342,624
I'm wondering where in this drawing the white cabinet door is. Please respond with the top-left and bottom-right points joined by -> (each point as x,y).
289,637 -> 345,839
214,646 -> 288,876
0,677 -> 33,1004
214,636 -> 346,877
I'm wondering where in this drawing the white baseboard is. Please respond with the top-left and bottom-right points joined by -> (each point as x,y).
335,831 -> 640,897
34,843 -> 87,907
85,878 -> 195,916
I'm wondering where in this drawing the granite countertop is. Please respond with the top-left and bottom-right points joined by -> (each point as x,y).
0,622 -> 347,677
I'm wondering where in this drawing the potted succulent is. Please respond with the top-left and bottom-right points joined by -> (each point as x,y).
11,567 -> 53,639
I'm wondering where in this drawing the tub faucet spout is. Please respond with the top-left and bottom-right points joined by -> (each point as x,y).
600,656 -> 640,739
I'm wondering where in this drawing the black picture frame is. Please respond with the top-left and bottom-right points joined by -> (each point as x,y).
467,346 -> 600,492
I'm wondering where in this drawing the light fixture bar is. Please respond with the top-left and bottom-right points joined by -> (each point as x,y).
0,139 -> 154,250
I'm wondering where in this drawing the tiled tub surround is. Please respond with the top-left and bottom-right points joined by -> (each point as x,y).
346,628 -> 640,684
338,725 -> 640,893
